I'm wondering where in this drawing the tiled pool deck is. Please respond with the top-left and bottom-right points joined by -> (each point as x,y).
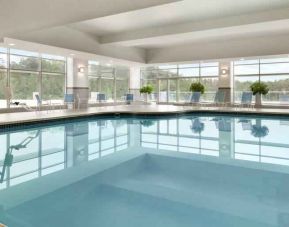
0,104 -> 289,126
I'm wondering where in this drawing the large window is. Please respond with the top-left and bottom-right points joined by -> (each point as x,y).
0,47 -> 8,108
233,58 -> 289,104
88,62 -> 129,102
141,62 -> 219,103
0,47 -> 66,108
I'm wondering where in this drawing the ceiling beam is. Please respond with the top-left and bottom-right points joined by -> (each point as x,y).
0,0 -> 181,37
98,7 -> 289,46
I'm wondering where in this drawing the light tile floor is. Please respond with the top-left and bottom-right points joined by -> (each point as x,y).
0,104 -> 289,126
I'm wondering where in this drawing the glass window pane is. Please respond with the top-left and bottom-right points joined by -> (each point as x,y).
158,65 -> 177,69
200,62 -> 219,67
0,47 -> 7,53
42,73 -> 65,100
260,63 -> 289,74
159,80 -> 168,102
141,70 -> 158,80
158,69 -> 178,78
10,55 -> 40,71
179,78 -> 198,102
234,64 -> 259,75
10,71 -> 40,106
260,58 -> 289,63
41,54 -> 65,61
234,76 -> 259,102
89,77 -> 100,100
0,53 -> 7,69
261,75 -> 289,104
101,78 -> 114,102
0,70 -> 7,108
42,59 -> 65,74
200,67 -> 219,76
178,63 -> 199,68
88,62 -> 100,75
10,49 -> 38,57
234,59 -> 259,65
179,68 -> 199,77
200,77 -> 218,101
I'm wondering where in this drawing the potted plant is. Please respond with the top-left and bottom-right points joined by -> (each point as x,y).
140,85 -> 153,103
189,82 -> 205,94
250,82 -> 269,107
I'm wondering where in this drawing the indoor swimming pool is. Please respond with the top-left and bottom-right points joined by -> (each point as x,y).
1,113 -> 289,226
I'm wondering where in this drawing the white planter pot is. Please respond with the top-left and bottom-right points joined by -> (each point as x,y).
255,93 -> 262,108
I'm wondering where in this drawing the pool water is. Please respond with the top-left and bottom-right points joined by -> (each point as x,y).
1,114 -> 289,226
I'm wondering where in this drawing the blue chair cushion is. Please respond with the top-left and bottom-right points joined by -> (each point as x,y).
64,94 -> 74,103
126,94 -> 134,101
97,93 -> 106,101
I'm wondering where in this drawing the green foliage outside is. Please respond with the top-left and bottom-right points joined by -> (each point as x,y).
140,85 -> 153,94
3,56 -> 65,100
189,82 -> 205,94
250,81 -> 269,95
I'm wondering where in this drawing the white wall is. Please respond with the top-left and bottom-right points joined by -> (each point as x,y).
129,67 -> 141,89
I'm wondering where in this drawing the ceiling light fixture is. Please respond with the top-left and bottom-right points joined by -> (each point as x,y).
8,43 -> 15,46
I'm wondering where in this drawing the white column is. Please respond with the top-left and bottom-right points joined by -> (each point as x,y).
129,66 -> 141,100
66,58 -> 89,108
218,61 -> 231,103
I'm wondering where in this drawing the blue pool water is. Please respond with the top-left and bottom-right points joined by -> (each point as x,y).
1,113 -> 289,226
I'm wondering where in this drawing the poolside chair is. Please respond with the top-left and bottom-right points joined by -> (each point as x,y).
35,94 -> 51,111
125,94 -> 134,104
190,92 -> 201,105
4,86 -> 12,102
279,94 -> 289,105
213,90 -> 226,107
236,91 -> 253,109
77,94 -> 88,109
97,93 -> 106,103
64,94 -> 75,109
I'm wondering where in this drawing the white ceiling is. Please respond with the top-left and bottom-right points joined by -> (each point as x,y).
3,0 -> 289,63
69,0 -> 289,36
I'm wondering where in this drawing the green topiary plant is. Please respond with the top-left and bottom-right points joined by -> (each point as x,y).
250,82 -> 269,95
189,82 -> 205,94
140,85 -> 153,94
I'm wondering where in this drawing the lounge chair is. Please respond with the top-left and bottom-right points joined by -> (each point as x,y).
97,93 -> 106,103
125,94 -> 134,104
213,90 -> 227,107
35,94 -> 52,111
64,94 -> 75,109
236,91 -> 253,109
279,94 -> 289,105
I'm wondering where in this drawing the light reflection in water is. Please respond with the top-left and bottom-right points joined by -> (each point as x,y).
1,115 -> 289,190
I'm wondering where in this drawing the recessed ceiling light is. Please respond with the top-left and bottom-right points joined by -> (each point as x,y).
8,43 -> 15,46
106,63 -> 112,67
70,53 -> 75,56
240,58 -> 245,61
